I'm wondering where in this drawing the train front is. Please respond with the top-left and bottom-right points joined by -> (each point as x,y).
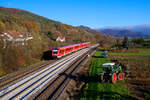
52,47 -> 59,58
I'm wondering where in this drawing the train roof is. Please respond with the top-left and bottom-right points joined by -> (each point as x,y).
102,63 -> 115,66
53,42 -> 90,50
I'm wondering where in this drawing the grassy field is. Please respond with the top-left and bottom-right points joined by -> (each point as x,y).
109,49 -> 150,99
80,51 -> 133,100
109,50 -> 150,55
109,49 -> 150,78
144,38 -> 150,41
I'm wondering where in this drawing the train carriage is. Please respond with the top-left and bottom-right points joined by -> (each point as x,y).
52,42 -> 91,58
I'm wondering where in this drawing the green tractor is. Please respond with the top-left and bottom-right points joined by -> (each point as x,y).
100,63 -> 125,83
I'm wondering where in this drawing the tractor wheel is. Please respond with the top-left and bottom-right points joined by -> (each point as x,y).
112,73 -> 117,83
118,73 -> 125,80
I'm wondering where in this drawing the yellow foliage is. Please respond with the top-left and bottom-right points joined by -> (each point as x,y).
0,68 -> 7,77
0,21 -> 5,33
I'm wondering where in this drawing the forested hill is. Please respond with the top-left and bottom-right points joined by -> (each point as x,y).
0,6 -> 98,44
0,6 -> 60,33
0,6 -> 113,76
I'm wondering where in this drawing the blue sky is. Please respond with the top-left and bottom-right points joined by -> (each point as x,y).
0,0 -> 150,28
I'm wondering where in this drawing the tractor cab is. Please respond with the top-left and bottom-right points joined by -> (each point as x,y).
100,63 -> 124,83
100,63 -> 115,73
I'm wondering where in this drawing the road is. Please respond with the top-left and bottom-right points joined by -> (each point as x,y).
0,44 -> 98,100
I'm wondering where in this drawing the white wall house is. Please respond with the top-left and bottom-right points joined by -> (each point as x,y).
56,36 -> 65,42
0,31 -> 33,48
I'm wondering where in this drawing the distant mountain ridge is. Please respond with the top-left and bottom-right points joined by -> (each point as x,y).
99,25 -> 150,38
78,25 -> 104,35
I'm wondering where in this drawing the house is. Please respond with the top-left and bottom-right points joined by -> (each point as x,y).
56,36 -> 65,42
0,30 -> 33,48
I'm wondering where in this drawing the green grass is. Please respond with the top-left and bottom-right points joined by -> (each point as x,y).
144,39 -> 150,41
109,50 -> 150,56
80,51 -> 133,100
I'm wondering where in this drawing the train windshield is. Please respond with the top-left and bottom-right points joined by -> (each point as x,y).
52,47 -> 59,54
53,50 -> 58,54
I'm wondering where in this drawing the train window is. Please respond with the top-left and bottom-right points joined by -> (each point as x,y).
66,48 -> 70,51
59,50 -> 62,53
60,50 -> 64,53
75,46 -> 78,49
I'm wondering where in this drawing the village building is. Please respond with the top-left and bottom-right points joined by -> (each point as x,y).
0,30 -> 33,48
56,36 -> 65,42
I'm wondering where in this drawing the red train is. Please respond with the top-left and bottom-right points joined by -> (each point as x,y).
52,42 -> 91,58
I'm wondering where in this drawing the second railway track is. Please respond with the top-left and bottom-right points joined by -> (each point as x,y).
0,60 -> 56,89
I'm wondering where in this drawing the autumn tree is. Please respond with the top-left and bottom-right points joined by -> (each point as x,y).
0,21 -> 6,33
132,37 -> 144,44
122,36 -> 129,49
112,38 -> 122,49
94,33 -> 107,47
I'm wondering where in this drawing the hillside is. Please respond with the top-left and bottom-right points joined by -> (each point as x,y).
0,7 -> 112,76
78,25 -> 116,47
78,25 -> 104,35
0,7 -> 98,44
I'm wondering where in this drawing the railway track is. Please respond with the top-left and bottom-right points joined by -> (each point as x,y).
0,44 -> 99,100
34,45 -> 98,100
